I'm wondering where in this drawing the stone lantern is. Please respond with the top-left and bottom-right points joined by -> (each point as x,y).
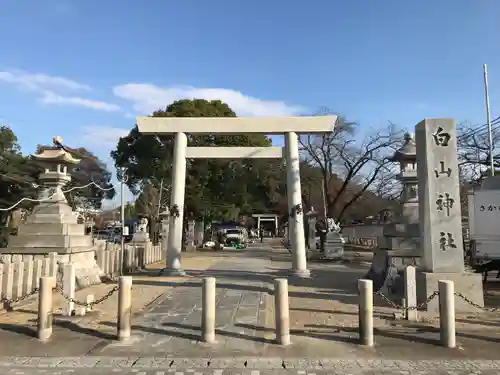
390,132 -> 418,224
367,133 -> 421,294
5,137 -> 102,286
27,139 -> 81,223
305,206 -> 318,250
159,207 -> 170,244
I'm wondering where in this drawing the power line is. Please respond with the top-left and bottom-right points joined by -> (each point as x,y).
0,181 -> 114,211
458,116 -> 500,140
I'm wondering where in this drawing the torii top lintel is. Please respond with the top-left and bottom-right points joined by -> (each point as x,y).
136,115 -> 337,135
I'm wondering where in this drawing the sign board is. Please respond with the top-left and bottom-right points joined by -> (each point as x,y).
123,226 -> 129,236
473,189 -> 500,237
472,189 -> 500,261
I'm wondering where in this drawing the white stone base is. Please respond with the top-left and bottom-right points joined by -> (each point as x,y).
417,271 -> 484,313
57,251 -> 102,288
324,232 -> 344,259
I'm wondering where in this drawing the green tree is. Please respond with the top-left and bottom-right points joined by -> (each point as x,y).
0,126 -> 39,224
111,99 -> 283,220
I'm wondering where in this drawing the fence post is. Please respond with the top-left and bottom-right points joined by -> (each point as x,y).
201,277 -> 216,343
12,262 -> 24,300
37,276 -> 54,341
117,276 -> 132,341
274,278 -> 291,346
63,263 -> 76,316
438,280 -> 455,348
0,264 -> 3,301
48,252 -> 57,278
404,265 -> 418,321
358,279 -> 374,346
22,260 -> 34,296
3,262 -> 14,301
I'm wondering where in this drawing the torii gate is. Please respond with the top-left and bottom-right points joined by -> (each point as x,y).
137,115 -> 336,278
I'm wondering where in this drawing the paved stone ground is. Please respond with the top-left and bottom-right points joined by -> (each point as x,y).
94,253 -> 271,357
2,243 -> 500,373
2,358 -> 500,374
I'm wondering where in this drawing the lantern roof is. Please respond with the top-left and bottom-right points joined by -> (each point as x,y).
32,147 -> 81,164
390,132 -> 416,161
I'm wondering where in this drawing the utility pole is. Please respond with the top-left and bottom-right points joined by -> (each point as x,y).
120,167 -> 126,276
484,63 -> 495,176
321,182 -> 328,219
156,178 -> 164,219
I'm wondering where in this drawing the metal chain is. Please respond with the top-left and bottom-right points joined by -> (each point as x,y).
1,288 -> 40,310
376,290 -> 439,311
454,292 -> 500,312
54,284 -> 119,308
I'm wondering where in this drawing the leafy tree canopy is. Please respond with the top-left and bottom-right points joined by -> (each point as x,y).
111,99 -> 283,220
0,126 -> 40,223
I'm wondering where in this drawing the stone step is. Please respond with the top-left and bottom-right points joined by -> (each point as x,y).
17,223 -> 86,236
3,245 -> 94,255
26,213 -> 79,224
8,234 -> 93,248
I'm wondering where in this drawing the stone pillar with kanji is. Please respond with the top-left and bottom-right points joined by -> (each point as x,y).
415,118 -> 484,312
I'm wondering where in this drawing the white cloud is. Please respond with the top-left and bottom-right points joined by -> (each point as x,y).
78,125 -> 129,149
0,69 -> 122,112
113,83 -> 304,117
41,91 -> 121,112
0,70 -> 90,92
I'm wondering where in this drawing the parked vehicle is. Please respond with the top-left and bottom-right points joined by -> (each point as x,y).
224,227 -> 248,248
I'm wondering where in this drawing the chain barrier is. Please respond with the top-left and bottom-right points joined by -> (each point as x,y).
1,288 -> 41,310
454,292 -> 500,312
0,264 -> 121,310
377,289 -> 500,313
375,290 -> 439,312
53,284 -> 119,308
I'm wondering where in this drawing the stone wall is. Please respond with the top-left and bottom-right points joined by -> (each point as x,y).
341,224 -> 384,246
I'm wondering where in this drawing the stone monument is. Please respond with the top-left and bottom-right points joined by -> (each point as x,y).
415,118 -> 484,312
3,138 -> 102,286
323,217 -> 345,259
132,216 -> 151,243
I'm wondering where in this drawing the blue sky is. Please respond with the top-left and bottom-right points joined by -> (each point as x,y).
1,0 -> 499,206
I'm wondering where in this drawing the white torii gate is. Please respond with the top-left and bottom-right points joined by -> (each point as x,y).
137,115 -> 336,278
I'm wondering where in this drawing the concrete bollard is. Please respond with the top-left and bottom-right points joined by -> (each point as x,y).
438,280 -> 456,348
117,276 -> 132,341
404,265 -> 418,321
358,279 -> 374,346
63,263 -> 76,316
201,277 -> 216,343
37,276 -> 55,341
274,278 -> 291,346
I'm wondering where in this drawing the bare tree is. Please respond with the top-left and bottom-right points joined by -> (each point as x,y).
457,119 -> 500,182
299,112 -> 403,220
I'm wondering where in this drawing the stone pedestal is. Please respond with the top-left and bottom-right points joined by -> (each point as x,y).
324,231 -> 344,259
132,231 -> 150,243
417,271 -> 484,312
368,249 -> 421,295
